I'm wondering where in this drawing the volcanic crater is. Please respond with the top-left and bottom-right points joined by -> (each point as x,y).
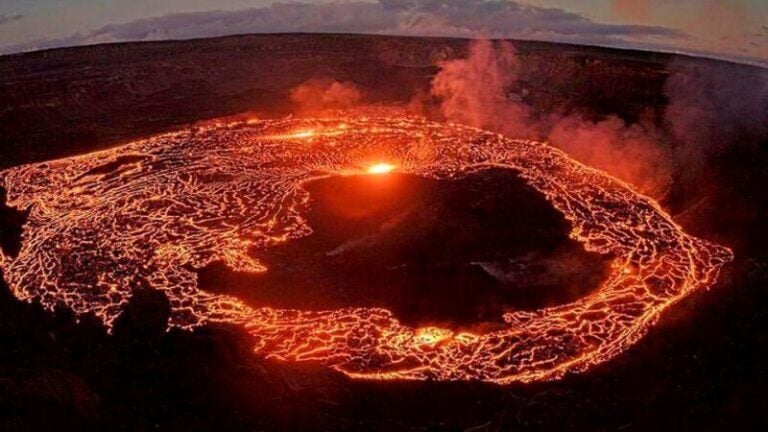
196,168 -> 612,329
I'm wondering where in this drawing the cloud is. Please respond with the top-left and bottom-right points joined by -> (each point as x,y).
0,14 -> 23,27
608,0 -> 767,65
2,1 -> 685,54
611,0 -> 651,21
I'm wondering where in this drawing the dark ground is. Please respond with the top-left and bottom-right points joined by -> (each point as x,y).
0,34 -> 767,431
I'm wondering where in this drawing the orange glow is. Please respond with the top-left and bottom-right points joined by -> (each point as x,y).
290,130 -> 315,139
414,327 -> 453,346
367,163 -> 396,174
0,116 -> 732,384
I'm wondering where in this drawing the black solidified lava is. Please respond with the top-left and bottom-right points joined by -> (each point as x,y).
0,187 -> 28,259
197,168 -> 612,329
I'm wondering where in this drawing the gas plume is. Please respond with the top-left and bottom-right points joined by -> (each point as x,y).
290,78 -> 364,115
430,39 -> 672,196
664,59 -> 768,175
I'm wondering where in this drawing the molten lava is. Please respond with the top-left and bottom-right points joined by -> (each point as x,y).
367,163 -> 396,174
0,117 -> 732,384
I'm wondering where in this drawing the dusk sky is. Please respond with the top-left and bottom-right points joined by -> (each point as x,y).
1,0 -> 766,65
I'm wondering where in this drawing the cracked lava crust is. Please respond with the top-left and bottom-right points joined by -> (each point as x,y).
0,116 -> 733,384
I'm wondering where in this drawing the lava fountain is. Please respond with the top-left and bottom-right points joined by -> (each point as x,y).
0,117 -> 732,384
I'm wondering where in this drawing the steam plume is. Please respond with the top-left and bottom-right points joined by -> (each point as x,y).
430,40 -> 672,196
290,78 -> 363,115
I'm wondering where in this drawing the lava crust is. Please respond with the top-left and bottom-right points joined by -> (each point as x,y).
0,117 -> 732,384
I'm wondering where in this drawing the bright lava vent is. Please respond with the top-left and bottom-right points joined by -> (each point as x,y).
366,162 -> 396,174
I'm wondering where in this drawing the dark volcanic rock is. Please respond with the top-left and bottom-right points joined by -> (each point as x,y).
0,187 -> 28,259
113,288 -> 171,340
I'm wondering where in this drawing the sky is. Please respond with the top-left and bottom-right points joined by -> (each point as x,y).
0,0 -> 766,66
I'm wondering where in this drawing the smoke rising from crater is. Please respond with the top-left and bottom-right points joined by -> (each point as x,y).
664,59 -> 768,172
431,40 -> 536,136
429,40 -> 673,196
290,78 -> 364,115
428,38 -> 768,200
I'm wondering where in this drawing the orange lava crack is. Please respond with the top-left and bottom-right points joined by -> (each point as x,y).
0,117 -> 732,384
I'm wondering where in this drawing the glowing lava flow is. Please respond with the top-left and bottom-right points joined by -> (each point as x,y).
367,163 -> 397,174
0,117 -> 732,384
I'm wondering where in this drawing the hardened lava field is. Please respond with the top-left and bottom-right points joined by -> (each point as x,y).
0,117 -> 732,384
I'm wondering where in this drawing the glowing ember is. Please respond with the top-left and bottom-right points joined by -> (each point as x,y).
367,163 -> 396,174
0,117 -> 732,384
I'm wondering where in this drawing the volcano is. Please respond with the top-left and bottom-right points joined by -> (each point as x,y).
0,34 -> 765,431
